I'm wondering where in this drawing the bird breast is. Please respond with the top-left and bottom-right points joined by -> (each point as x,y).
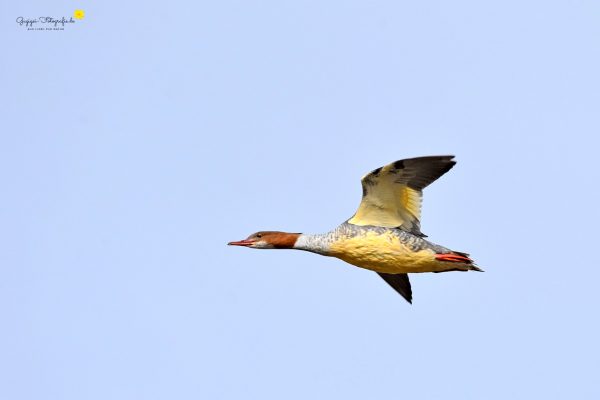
328,230 -> 437,274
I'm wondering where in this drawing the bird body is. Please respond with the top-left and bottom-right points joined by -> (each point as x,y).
228,155 -> 481,303
294,223 -> 471,274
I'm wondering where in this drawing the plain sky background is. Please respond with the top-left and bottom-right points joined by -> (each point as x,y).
2,1 -> 600,399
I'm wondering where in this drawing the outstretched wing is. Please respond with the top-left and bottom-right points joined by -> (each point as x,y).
348,156 -> 456,236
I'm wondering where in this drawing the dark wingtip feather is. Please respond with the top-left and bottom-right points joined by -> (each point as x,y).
377,273 -> 413,304
398,156 -> 458,190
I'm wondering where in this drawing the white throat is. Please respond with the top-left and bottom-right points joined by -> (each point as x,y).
293,233 -> 332,255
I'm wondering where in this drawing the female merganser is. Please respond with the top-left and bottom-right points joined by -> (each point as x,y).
228,155 -> 481,303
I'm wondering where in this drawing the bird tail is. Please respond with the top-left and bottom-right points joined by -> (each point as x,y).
435,251 -> 483,272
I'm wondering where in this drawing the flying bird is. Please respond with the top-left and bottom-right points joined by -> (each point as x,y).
228,155 -> 481,303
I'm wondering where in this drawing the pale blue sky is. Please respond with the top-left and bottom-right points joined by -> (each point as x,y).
2,1 -> 599,399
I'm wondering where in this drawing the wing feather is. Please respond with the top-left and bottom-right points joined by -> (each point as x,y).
377,273 -> 412,303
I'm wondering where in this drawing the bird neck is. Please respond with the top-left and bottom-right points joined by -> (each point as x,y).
293,233 -> 333,255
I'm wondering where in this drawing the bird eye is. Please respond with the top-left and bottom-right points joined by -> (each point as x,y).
256,233 -> 262,238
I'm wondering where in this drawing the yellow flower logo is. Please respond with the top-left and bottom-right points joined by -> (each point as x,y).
73,10 -> 85,20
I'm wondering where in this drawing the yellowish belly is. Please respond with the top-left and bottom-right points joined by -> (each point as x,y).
328,232 -> 442,273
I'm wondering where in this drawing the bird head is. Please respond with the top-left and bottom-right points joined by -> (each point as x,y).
228,231 -> 301,249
